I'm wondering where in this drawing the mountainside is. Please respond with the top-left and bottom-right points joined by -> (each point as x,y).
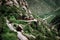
27,0 -> 60,18
0,0 -> 60,40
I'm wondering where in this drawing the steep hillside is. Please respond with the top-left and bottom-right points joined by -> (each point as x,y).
27,0 -> 60,18
0,0 -> 60,40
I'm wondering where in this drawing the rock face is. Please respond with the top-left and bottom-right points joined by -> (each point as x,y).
17,32 -> 28,40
